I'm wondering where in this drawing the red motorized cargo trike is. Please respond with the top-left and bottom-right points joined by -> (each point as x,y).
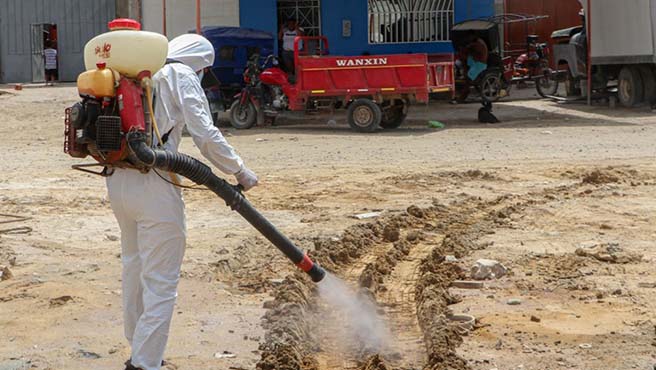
230,36 -> 454,132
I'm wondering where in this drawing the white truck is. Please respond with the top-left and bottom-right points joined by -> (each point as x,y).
553,0 -> 656,107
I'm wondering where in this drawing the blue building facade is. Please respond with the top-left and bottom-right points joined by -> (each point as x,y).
239,0 -> 495,56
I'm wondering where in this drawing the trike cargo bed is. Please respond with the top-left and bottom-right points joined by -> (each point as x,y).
292,37 -> 454,108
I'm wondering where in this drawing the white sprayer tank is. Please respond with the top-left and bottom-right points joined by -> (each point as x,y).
84,19 -> 168,78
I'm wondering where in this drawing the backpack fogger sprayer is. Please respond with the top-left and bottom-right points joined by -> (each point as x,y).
63,19 -> 325,283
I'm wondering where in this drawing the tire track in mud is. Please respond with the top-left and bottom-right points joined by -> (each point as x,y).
313,245 -> 393,370
367,237 -> 438,369
256,168 -> 637,370
356,203 -> 485,370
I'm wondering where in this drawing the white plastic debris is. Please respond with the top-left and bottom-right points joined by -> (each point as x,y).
214,351 -> 237,359
352,212 -> 382,220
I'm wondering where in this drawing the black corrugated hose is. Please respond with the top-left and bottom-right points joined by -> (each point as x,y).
126,131 -> 326,283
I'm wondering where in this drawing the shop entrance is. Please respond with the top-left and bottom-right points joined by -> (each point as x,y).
30,23 -> 57,83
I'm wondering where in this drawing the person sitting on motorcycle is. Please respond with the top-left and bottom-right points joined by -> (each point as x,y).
464,32 -> 489,81
453,33 -> 489,103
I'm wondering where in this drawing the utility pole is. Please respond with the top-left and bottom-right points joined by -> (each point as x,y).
162,0 -> 167,36
196,0 -> 201,34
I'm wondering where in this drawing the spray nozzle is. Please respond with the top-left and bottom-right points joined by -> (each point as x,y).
296,254 -> 326,282
307,263 -> 327,283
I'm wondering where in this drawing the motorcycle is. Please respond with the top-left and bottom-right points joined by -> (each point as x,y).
229,54 -> 292,129
513,35 -> 558,98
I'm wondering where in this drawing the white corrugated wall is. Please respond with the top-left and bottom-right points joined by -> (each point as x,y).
141,0 -> 240,38
0,0 -> 116,83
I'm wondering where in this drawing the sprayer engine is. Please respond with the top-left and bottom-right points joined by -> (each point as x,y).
65,66 -> 151,171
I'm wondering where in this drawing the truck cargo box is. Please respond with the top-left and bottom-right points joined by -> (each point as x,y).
582,0 -> 656,64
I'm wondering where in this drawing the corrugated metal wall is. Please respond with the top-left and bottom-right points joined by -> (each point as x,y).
0,0 -> 116,83
142,0 -> 239,39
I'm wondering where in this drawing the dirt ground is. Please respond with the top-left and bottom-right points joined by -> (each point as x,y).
0,84 -> 655,370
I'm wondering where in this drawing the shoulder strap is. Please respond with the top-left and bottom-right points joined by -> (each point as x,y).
156,59 -> 184,145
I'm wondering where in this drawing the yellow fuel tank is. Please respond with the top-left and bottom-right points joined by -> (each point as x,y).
77,67 -> 116,98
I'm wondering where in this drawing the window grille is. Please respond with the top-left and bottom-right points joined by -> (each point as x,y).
278,0 -> 322,37
368,0 -> 454,44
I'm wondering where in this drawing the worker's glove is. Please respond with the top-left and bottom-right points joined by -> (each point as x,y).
235,167 -> 259,191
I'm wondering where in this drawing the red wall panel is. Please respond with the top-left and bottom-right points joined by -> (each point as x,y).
504,0 -> 582,64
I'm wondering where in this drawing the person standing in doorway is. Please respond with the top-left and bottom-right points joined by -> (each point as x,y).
278,18 -> 303,75
44,41 -> 58,86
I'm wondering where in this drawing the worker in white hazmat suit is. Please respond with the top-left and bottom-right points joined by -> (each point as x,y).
107,34 -> 258,370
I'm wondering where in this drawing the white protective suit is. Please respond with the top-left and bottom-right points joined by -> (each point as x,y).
106,34 -> 256,370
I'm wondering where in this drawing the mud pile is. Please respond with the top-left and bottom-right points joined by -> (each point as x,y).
257,273 -> 316,370
445,169 -> 499,181
415,251 -> 468,369
575,166 -> 653,185
582,169 -> 622,184
382,169 -> 501,189
359,354 -> 394,370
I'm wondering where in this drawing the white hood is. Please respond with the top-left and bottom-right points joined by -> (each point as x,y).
168,34 -> 215,72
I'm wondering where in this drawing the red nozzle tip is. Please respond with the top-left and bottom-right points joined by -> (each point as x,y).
96,62 -> 107,69
296,255 -> 314,273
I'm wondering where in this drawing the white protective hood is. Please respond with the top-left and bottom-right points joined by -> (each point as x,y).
168,34 -> 215,72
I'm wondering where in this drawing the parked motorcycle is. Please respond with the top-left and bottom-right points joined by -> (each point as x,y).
229,54 -> 290,129
513,35 -> 559,98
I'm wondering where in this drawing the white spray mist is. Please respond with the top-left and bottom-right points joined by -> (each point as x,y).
316,273 -> 393,354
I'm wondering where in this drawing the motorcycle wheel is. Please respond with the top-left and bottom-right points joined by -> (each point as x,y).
536,69 -> 559,98
229,100 -> 257,130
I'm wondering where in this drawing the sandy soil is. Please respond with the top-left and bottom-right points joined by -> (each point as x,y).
0,85 -> 654,370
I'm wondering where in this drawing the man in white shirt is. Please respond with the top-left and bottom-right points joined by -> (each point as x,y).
278,18 -> 303,74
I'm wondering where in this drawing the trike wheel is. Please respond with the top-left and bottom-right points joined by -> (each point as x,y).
479,72 -> 503,102
380,100 -> 407,129
347,99 -> 382,132
229,99 -> 257,129
536,69 -> 559,98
